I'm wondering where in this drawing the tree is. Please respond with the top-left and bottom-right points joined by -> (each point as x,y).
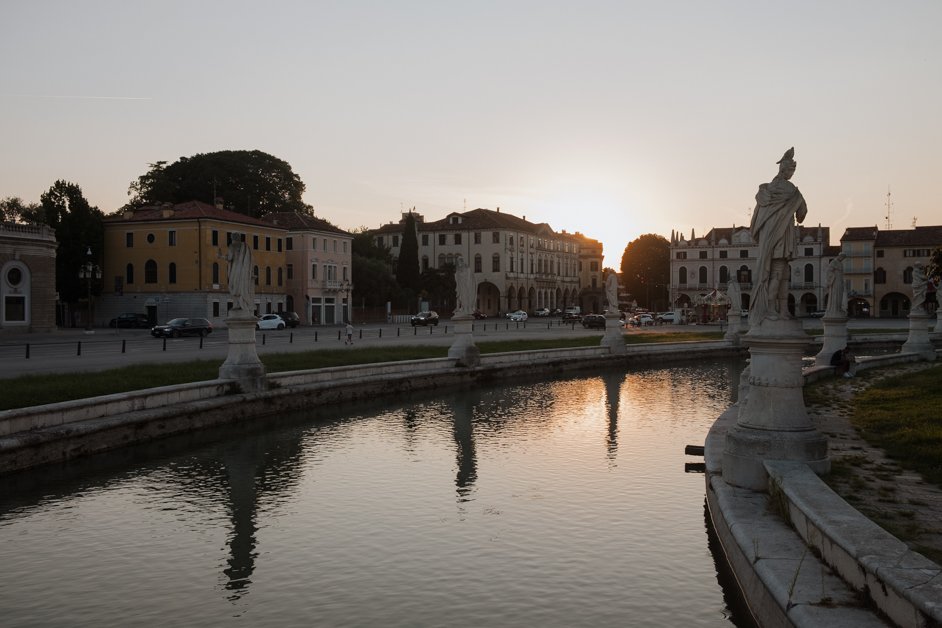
127,150 -> 311,217
349,228 -> 400,308
0,197 -> 43,224
619,233 -> 670,310
395,212 -> 421,307
420,264 -> 457,314
40,181 -> 105,303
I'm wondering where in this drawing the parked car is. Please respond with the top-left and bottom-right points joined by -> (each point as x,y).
581,314 -> 606,329
276,311 -> 301,327
411,311 -> 440,326
257,314 -> 286,330
562,312 -> 582,322
550,308 -> 562,317
809,310 -> 826,318
508,310 -> 528,322
109,312 -> 150,329
629,314 -> 654,327
151,317 -> 213,338
656,312 -> 678,324
472,310 -> 487,320
534,307 -> 551,317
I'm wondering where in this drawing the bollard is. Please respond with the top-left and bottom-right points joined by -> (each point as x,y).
262,334 -> 266,345
359,329 -> 363,339
122,339 -> 126,353
77,341 -> 82,356
379,328 -> 382,338
338,329 -> 341,341
290,332 -> 293,343
315,330 -> 318,342
397,327 -> 400,337
199,336 -> 204,349
25,343 -> 30,359
163,337 -> 167,351
414,327 -> 417,336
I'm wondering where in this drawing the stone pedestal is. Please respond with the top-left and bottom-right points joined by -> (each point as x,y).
448,316 -> 480,367
902,310 -> 937,360
601,313 -> 626,354
724,312 -> 742,344
219,313 -> 267,392
814,314 -> 848,366
723,318 -> 829,490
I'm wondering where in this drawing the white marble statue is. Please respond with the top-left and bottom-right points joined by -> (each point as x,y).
226,234 -> 254,312
605,273 -> 619,312
749,147 -> 807,325
727,278 -> 742,314
825,253 -> 847,317
912,262 -> 927,313
453,256 -> 475,318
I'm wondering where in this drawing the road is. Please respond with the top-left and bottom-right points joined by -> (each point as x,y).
0,317 -> 915,379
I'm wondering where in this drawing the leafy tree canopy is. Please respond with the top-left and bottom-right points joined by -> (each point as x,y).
0,197 -> 43,224
619,233 -> 670,310
40,181 -> 105,302
127,150 -> 311,218
351,227 -> 392,263
928,246 -> 942,281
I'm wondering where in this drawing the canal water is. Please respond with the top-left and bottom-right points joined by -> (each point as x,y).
0,358 -> 750,627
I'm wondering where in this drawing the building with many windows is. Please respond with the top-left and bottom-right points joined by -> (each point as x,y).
261,211 -> 353,325
372,208 -> 603,315
100,201 -> 290,326
669,224 -> 833,318
840,225 -> 942,318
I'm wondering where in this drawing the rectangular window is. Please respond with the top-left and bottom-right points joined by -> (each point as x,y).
876,249 -> 883,258
699,251 -> 707,259
719,250 -> 727,259
312,264 -> 318,280
740,250 -> 749,258
439,234 -> 446,245
675,251 -> 687,260
343,241 -> 348,253
253,235 -> 259,249
804,247 -> 813,256
376,236 -> 383,247
323,238 -> 328,251
421,234 -> 428,246
212,302 -> 220,317
393,235 -> 400,247
492,255 -> 500,272
265,236 -> 271,251
286,264 -> 293,280
226,232 -> 233,246
454,233 -> 462,245
126,232 -> 133,247
286,237 -> 293,251
333,240 -> 338,252
278,238 -> 283,252
212,230 -> 219,246
492,232 -> 500,244
168,230 -> 177,246
474,232 -> 481,244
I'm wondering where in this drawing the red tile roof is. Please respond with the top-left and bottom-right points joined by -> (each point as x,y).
260,211 -> 349,235
105,201 -> 281,229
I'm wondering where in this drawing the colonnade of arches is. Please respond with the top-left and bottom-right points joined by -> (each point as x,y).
503,285 -> 579,313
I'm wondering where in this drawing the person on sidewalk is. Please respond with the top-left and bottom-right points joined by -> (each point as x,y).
345,322 -> 354,346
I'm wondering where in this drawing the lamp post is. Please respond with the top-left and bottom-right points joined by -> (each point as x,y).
342,280 -> 353,323
78,246 -> 101,331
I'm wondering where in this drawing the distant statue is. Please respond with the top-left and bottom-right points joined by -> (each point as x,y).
605,273 -> 619,312
749,147 -> 807,324
912,262 -> 927,313
825,253 -> 847,317
727,278 -> 742,314
226,234 -> 254,312
453,256 -> 475,318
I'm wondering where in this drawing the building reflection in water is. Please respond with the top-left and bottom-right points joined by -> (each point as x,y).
451,394 -> 478,504
602,371 -> 625,462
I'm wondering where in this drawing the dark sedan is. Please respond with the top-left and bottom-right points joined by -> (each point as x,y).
151,317 -> 214,338
109,312 -> 150,328
410,311 -> 439,326
581,314 -> 606,329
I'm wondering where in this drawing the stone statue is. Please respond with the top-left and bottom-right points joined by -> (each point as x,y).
605,273 -> 619,312
727,277 -> 742,314
226,234 -> 254,312
749,147 -> 807,324
825,253 -> 847,317
912,262 -> 927,313
453,256 -> 475,318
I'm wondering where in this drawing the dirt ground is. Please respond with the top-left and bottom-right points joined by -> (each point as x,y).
806,361 -> 942,564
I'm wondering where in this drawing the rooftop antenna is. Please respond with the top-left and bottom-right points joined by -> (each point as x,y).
884,186 -> 893,230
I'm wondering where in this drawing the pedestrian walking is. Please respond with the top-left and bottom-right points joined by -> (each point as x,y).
345,321 -> 354,345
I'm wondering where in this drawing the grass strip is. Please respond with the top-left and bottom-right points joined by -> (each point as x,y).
849,364 -> 942,486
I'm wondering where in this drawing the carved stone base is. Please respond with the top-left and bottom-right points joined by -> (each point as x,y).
448,317 -> 480,367
601,314 -> 626,354
814,314 -> 848,366
902,310 -> 937,360
724,312 -> 742,344
219,314 -> 267,392
723,317 -> 829,490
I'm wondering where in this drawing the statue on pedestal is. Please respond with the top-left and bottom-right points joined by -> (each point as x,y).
749,147 -> 807,325
727,278 -> 742,314
825,253 -> 847,317
226,234 -> 254,313
453,256 -> 475,318
605,273 -> 619,313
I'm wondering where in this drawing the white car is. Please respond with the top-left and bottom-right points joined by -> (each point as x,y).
534,307 -> 550,317
256,314 -> 286,330
508,310 -> 528,322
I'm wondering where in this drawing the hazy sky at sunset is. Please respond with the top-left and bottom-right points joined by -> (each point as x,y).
3,1 -> 941,265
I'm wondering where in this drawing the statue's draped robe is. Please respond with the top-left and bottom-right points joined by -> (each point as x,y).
749,177 -> 806,324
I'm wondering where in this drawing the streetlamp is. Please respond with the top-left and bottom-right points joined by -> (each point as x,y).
78,246 -> 101,331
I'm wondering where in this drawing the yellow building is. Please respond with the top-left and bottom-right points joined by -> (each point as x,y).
100,201 -> 289,326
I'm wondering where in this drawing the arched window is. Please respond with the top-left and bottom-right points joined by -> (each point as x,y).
168,262 -> 177,284
679,267 -> 688,285
492,253 -> 500,272
903,266 -> 914,284
144,259 -> 157,284
739,265 -> 751,284
874,267 -> 886,284
126,263 -> 134,285
265,266 -> 272,286
438,254 -> 446,268
698,266 -> 708,285
212,262 -> 219,285
719,266 -> 729,284
474,254 -> 482,273
804,263 -> 813,283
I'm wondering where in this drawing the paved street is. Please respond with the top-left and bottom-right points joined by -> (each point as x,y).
0,316 -> 918,379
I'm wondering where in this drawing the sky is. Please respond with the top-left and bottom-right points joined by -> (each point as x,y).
3,0 -> 941,267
